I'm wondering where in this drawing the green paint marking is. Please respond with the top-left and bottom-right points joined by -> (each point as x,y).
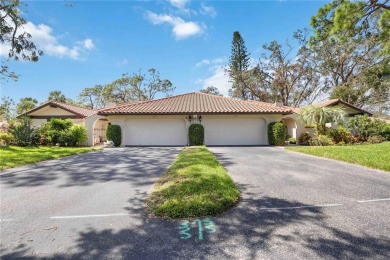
180,218 -> 216,240
180,221 -> 191,239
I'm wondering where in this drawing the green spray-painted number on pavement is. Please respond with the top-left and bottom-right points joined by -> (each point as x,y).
180,218 -> 216,240
180,221 -> 191,239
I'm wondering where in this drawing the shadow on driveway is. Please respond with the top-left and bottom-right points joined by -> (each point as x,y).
0,147 -> 181,188
2,186 -> 389,259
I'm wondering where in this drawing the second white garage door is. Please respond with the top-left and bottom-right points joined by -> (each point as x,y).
125,119 -> 187,146
204,118 -> 266,145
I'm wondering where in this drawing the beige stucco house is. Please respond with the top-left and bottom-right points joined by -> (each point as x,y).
20,101 -> 108,146
97,92 -> 293,146
21,94 -> 373,147
281,98 -> 373,142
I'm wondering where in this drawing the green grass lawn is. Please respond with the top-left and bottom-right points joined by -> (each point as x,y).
145,146 -> 240,220
0,146 -> 100,170
286,142 -> 390,172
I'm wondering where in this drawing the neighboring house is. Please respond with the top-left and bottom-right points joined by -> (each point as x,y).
19,101 -> 108,146
282,98 -> 373,142
97,92 -> 292,146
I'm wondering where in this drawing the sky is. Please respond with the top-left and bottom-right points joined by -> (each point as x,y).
1,0 -> 328,104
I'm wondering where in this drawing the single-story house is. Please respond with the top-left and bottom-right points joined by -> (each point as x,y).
282,98 -> 373,141
97,92 -> 292,146
19,100 -> 108,146
21,93 -> 373,147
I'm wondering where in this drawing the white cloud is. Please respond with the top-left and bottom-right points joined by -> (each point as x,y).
195,57 -> 225,67
201,66 -> 231,96
145,11 -> 204,40
200,2 -> 217,17
0,19 -> 94,60
116,59 -> 128,66
169,0 -> 190,10
195,59 -> 210,67
83,39 -> 95,50
169,0 -> 192,14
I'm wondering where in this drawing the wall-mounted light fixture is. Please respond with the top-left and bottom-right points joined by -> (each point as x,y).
188,115 -> 192,123
199,115 -> 202,123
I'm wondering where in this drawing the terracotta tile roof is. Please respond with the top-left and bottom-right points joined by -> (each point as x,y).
312,99 -> 341,108
311,98 -> 372,115
98,92 -> 293,115
20,100 -> 97,118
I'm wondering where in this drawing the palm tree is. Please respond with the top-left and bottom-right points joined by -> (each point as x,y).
300,105 -> 346,135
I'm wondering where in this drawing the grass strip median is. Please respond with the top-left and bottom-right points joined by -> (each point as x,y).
146,146 -> 240,220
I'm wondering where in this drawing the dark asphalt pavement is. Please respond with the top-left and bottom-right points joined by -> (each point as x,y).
1,146 -> 389,259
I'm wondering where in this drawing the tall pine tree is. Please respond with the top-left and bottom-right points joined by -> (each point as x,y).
227,31 -> 251,100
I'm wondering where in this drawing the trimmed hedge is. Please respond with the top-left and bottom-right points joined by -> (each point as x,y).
106,124 -> 121,147
188,123 -> 204,146
268,122 -> 277,145
273,122 -> 286,146
268,122 -> 286,146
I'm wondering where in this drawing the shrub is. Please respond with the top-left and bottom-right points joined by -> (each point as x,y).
347,115 -> 388,141
367,135 -> 385,144
327,126 -> 356,144
9,117 -> 34,146
0,132 -> 13,146
310,134 -> 334,146
30,129 -> 43,146
70,125 -> 88,146
58,131 -> 77,146
298,132 -> 311,145
288,137 -> 296,144
381,124 -> 390,141
46,129 -> 61,145
268,122 -> 286,146
267,122 -> 277,145
273,123 -> 287,146
47,118 -> 73,131
188,123 -> 204,146
106,124 -> 121,147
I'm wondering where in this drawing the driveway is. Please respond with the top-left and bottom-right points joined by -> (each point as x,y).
1,146 -> 390,259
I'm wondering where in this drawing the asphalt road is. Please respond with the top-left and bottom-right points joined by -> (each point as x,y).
1,146 -> 389,259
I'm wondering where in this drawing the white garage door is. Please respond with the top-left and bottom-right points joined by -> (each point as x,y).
204,118 -> 266,145
125,119 -> 187,146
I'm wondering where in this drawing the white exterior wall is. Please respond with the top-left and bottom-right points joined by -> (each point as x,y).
283,113 -> 315,144
31,119 -> 48,128
107,114 -> 284,146
85,114 -> 108,146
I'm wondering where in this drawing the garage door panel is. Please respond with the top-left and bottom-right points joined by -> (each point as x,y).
125,119 -> 186,146
204,118 -> 266,145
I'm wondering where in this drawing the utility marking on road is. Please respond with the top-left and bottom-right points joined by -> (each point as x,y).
0,219 -> 13,222
50,213 -> 130,219
180,218 -> 216,240
357,198 -> 390,203
259,204 -> 343,211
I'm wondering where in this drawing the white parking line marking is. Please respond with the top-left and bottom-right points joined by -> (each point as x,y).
259,204 -> 343,211
50,213 -> 130,219
357,198 -> 390,203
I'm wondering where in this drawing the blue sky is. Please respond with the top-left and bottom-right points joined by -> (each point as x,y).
1,0 -> 327,104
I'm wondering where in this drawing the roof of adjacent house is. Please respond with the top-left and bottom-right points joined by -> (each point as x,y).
311,98 -> 372,116
97,92 -> 293,115
19,100 -> 97,118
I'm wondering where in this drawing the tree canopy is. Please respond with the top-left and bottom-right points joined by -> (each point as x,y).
0,0 -> 43,82
16,97 -> 37,115
200,86 -> 223,96
47,91 -> 67,103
